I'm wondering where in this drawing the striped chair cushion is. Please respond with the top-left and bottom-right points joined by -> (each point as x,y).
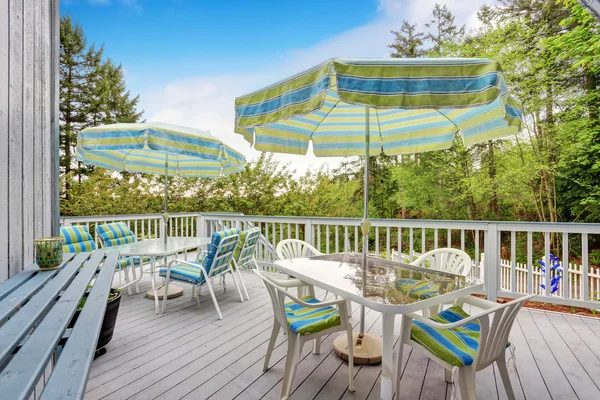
159,262 -> 206,285
60,226 -> 97,253
203,228 -> 240,275
116,256 -> 152,270
396,279 -> 441,300
233,228 -> 260,267
411,306 -> 481,367
284,297 -> 340,335
97,222 -> 137,248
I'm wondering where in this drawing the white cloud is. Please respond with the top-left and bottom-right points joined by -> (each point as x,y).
141,0 -> 492,176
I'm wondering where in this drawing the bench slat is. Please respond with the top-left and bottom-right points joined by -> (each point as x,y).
0,252 -> 90,366
0,251 -> 106,400
40,251 -> 119,400
0,254 -> 76,324
0,264 -> 39,301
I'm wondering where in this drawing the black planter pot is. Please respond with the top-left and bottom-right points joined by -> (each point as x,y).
97,290 -> 121,350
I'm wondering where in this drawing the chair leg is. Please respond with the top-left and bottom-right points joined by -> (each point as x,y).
235,267 -> 250,300
445,369 -> 453,383
313,336 -> 321,355
346,324 -> 355,392
496,355 -> 516,400
281,333 -> 300,400
456,366 -> 477,400
205,279 -> 223,320
229,270 -> 245,303
123,266 -> 132,296
161,276 -> 170,314
263,319 -> 280,371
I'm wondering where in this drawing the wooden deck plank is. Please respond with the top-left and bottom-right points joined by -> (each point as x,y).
85,271 -> 600,400
516,310 -> 578,400
86,290 -> 274,398
531,311 -> 600,400
545,312 -> 600,391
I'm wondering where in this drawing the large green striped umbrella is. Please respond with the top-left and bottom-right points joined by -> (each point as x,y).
234,57 -> 523,359
77,122 -> 245,243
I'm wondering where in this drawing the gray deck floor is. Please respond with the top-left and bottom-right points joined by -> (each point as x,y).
86,269 -> 600,400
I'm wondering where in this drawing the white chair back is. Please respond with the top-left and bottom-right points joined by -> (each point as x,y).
252,268 -> 300,329
411,248 -> 472,276
473,294 -> 534,369
276,239 -> 322,260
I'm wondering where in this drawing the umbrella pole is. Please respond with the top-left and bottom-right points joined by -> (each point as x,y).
163,153 -> 169,245
360,106 -> 370,335
333,107 -> 382,365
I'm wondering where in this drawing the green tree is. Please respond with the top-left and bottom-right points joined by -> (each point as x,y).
388,20 -> 425,58
425,3 -> 465,55
60,16 -> 142,197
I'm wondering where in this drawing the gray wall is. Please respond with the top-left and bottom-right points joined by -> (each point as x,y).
0,0 -> 60,282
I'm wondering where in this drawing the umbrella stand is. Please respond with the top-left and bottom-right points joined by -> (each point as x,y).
333,107 -> 383,365
147,152 -> 185,300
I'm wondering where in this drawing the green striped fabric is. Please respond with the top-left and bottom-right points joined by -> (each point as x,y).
234,58 -> 523,156
411,306 -> 480,367
284,296 -> 341,335
396,279 -> 441,300
77,122 -> 245,177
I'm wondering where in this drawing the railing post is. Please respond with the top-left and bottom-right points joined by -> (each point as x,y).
197,214 -> 205,238
305,219 -> 313,246
485,223 -> 499,302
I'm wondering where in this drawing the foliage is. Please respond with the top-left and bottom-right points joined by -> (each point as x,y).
60,16 -> 142,200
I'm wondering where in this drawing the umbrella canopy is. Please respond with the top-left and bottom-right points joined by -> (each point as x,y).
234,57 -> 524,359
77,122 -> 245,177
235,58 -> 522,156
77,122 -> 245,243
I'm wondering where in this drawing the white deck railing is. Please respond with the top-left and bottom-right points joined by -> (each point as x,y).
60,212 -> 600,309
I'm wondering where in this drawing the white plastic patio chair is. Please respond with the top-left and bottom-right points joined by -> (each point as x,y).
396,293 -> 535,400
410,248 -> 472,276
411,248 -> 472,316
276,239 -> 330,300
160,230 -> 243,320
254,269 -> 355,400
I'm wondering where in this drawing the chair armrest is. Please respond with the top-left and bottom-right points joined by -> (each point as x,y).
458,295 -> 501,310
269,277 -> 312,289
406,293 -> 536,330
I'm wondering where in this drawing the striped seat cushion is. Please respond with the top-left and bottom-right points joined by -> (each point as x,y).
397,279 -> 441,300
284,297 -> 340,335
116,256 -> 152,270
159,262 -> 206,285
60,226 -> 97,253
411,306 -> 481,367
97,222 -> 136,248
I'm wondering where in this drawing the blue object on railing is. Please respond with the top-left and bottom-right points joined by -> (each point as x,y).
539,253 -> 563,294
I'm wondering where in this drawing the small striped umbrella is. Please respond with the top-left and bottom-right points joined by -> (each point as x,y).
77,122 -> 245,243
234,57 -> 523,362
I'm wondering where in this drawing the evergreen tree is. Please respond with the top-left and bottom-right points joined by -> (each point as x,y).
59,16 -> 142,196
425,3 -> 465,55
388,20 -> 425,58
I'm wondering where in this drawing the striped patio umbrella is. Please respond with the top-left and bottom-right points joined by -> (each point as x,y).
234,57 -> 523,362
77,122 -> 245,243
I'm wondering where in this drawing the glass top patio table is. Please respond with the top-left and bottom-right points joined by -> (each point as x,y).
274,253 -> 482,314
106,237 -> 211,257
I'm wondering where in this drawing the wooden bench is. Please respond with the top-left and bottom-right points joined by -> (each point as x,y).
0,250 -> 119,400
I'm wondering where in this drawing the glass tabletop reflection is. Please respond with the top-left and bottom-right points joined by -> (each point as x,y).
275,253 -> 482,307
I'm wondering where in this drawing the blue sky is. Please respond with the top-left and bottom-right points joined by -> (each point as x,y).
61,0 -> 490,173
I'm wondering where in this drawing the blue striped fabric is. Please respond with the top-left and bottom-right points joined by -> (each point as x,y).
234,58 -> 523,156
284,297 -> 341,335
396,279 -> 442,300
159,229 -> 240,285
159,262 -> 206,285
60,226 -> 97,253
411,306 -> 482,367
77,122 -> 245,178
97,222 -> 137,248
